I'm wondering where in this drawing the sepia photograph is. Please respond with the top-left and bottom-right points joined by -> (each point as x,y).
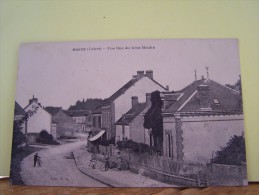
11,39 -> 247,187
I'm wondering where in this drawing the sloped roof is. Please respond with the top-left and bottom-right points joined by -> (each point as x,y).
164,79 -> 206,112
14,101 -> 26,116
116,103 -> 147,125
108,79 -> 139,102
108,76 -> 167,102
164,78 -> 242,113
45,106 -> 62,116
68,98 -> 103,111
92,107 -> 102,114
52,110 -> 75,123
66,110 -> 89,117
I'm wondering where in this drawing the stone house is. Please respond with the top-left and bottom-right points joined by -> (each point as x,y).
162,77 -> 244,163
45,107 -> 76,139
94,70 -> 168,140
52,110 -> 76,138
67,99 -> 102,132
115,94 -> 151,144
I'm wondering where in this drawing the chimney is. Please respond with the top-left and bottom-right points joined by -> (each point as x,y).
197,85 -> 211,111
131,96 -> 138,107
29,95 -> 38,105
206,67 -> 209,79
146,93 -> 151,107
132,75 -> 138,79
136,71 -> 145,79
145,70 -> 153,79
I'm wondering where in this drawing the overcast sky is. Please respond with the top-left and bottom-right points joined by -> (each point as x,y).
16,39 -> 241,109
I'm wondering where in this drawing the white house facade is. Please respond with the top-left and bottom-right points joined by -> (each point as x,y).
24,97 -> 52,142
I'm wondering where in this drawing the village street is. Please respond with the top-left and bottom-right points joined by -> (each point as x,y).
20,134 -> 177,187
20,138 -> 108,187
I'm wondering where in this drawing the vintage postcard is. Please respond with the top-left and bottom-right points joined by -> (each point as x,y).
10,39 -> 247,187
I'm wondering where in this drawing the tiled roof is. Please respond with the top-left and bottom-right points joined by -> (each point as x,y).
92,107 -> 102,114
52,110 -> 75,123
68,98 -> 103,111
164,79 -> 242,113
14,101 -> 26,116
162,93 -> 183,101
66,110 -> 89,117
164,79 -> 206,112
108,79 -> 139,102
45,106 -> 62,116
108,76 -> 167,102
116,103 -> 147,125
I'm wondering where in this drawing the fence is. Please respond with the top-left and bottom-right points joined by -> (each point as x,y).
98,144 -> 246,186
108,145 -> 198,186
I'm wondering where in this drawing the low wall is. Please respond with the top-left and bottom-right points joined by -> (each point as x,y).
129,160 -> 197,186
100,145 -> 246,186
208,163 -> 247,186
108,145 -> 197,186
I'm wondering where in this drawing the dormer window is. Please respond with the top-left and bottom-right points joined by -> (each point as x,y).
213,99 -> 220,105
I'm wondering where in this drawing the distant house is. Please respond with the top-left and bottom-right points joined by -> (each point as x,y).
51,110 -> 76,138
45,107 -> 76,138
67,99 -> 102,132
162,77 -> 244,163
115,93 -> 152,145
94,70 -> 168,140
14,101 -> 27,134
24,96 -> 52,143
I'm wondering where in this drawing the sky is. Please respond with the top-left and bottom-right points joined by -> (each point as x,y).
16,39 -> 241,109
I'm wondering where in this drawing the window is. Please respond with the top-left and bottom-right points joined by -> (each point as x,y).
150,134 -> 153,146
213,99 -> 220,105
93,116 -> 96,127
98,116 -> 101,128
168,135 -> 173,159
168,135 -> 171,158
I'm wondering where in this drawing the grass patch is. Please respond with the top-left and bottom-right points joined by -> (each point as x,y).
10,146 -> 42,185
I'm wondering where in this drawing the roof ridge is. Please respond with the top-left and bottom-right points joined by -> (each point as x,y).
108,75 -> 167,102
209,79 -> 240,94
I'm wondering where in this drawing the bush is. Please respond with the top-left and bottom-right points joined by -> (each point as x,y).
212,135 -> 246,166
116,140 -> 161,155
12,121 -> 27,154
99,136 -> 115,146
36,130 -> 60,145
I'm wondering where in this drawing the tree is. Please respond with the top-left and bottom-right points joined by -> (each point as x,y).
11,105 -> 39,153
11,121 -> 27,153
212,135 -> 246,166
143,91 -> 163,153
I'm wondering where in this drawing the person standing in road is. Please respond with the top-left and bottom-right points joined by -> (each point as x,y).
116,151 -> 122,171
33,153 -> 41,167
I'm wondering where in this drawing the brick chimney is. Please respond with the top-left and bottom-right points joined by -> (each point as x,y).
136,71 -> 145,79
131,96 -> 138,107
29,95 -> 38,105
145,70 -> 153,79
146,93 -> 151,107
197,85 -> 211,111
